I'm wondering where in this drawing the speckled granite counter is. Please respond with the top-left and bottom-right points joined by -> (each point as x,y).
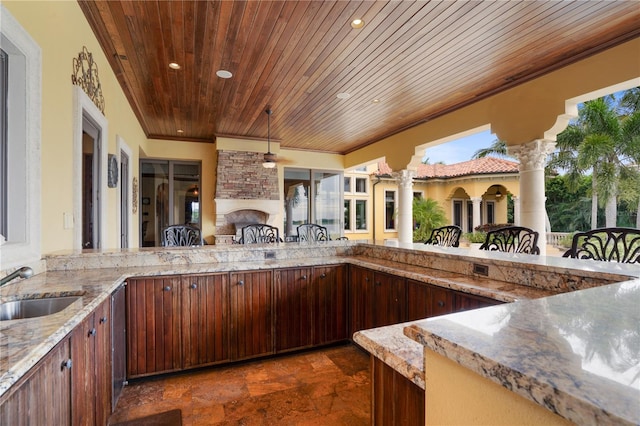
2,241 -> 638,413
404,278 -> 640,425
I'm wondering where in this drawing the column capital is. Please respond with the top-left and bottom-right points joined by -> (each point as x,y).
507,139 -> 556,171
392,169 -> 416,189
470,196 -> 482,203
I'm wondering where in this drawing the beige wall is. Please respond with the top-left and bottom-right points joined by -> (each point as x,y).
425,349 -> 573,425
4,1 -> 147,254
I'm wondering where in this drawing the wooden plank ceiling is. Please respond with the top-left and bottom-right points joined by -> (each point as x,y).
79,0 -> 640,154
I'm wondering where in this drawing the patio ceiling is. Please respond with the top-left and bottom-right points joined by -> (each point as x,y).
79,0 -> 640,154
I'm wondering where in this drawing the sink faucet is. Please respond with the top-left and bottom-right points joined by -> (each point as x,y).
0,267 -> 34,287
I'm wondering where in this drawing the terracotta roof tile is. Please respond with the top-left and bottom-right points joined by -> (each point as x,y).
376,157 -> 519,178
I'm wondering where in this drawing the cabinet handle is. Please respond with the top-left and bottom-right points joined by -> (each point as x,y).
364,277 -> 369,282
375,281 -> 381,286
61,359 -> 72,370
190,283 -> 198,289
164,286 -> 171,291
99,317 -> 107,324
437,300 -> 445,307
88,328 -> 97,337
320,273 -> 326,278
301,275 -> 307,280
238,280 -> 244,286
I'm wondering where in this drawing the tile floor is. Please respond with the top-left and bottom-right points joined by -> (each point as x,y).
108,344 -> 371,425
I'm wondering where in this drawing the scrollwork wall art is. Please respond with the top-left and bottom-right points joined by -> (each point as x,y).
71,46 -> 105,113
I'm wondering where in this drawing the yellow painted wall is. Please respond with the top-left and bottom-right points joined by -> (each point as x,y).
4,1 -> 147,254
425,349 -> 574,425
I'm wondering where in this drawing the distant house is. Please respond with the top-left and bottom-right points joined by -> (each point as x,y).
344,157 -> 520,241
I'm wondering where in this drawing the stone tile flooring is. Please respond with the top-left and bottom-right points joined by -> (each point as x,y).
109,344 -> 370,425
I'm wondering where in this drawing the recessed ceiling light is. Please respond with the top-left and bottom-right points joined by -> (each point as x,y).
177,129 -> 184,134
169,62 -> 181,70
372,99 -> 380,103
337,92 -> 351,99
216,70 -> 233,79
351,19 -> 364,29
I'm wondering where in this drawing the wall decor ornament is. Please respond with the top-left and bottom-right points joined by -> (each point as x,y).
71,46 -> 105,113
132,177 -> 138,214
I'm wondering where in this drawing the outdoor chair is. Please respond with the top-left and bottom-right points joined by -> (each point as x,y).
241,224 -> 280,244
562,227 -> 640,263
479,226 -> 540,255
162,224 -> 203,247
297,224 -> 330,242
424,225 -> 462,247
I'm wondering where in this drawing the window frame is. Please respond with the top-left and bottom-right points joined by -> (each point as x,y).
354,176 -> 368,195
384,190 -> 396,231
0,6 -> 42,269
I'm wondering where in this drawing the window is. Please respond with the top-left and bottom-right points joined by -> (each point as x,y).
284,168 -> 343,238
344,200 -> 351,231
140,160 -> 201,247
355,200 -> 367,230
344,176 -> 352,193
453,200 -> 463,230
355,177 -> 367,194
0,7 -> 42,269
385,190 -> 396,230
413,191 -> 423,199
486,201 -> 495,225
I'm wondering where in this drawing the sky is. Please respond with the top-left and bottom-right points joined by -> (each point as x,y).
422,129 -> 498,164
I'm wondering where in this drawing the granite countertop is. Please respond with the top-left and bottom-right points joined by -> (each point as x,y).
0,248 -> 556,399
404,278 -> 640,426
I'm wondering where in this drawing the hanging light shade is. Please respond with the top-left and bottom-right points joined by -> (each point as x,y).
262,107 -> 277,168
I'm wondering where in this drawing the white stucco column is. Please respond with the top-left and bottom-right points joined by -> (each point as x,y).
508,140 -> 556,255
471,197 -> 482,231
394,169 -> 416,244
512,196 -> 521,226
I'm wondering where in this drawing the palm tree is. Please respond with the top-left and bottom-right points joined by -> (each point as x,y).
549,93 -> 640,228
471,139 -> 511,159
412,197 -> 447,242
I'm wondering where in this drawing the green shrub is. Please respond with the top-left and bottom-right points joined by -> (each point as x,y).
463,231 -> 487,243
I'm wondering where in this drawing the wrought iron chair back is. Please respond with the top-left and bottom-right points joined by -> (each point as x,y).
297,224 -> 329,242
241,224 -> 280,244
162,225 -> 203,247
424,225 -> 462,247
479,226 -> 540,255
562,227 -> 640,263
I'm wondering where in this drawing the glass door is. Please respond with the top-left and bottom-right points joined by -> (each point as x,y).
313,171 -> 342,238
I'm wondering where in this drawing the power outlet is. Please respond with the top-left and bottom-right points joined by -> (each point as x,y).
264,251 -> 276,259
473,263 -> 489,276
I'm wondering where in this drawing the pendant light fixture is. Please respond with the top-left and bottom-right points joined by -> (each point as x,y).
262,107 -> 276,168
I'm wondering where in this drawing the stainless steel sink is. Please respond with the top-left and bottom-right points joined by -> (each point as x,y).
0,296 -> 81,321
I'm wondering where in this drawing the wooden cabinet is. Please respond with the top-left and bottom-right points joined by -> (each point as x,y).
312,265 -> 348,345
0,337 -> 72,425
274,267 -> 313,352
181,273 -> 230,368
71,297 -> 111,426
126,276 -> 182,378
371,356 -> 424,426
111,284 -> 127,412
372,271 -> 406,328
455,291 -> 501,312
350,266 -> 407,335
229,270 -> 274,360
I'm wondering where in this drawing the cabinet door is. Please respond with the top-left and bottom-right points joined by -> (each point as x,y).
429,285 -> 455,317
126,276 -> 181,378
407,279 -> 431,321
71,312 -> 96,426
71,298 -> 111,426
111,284 -> 126,412
274,267 -> 313,352
0,337 -> 72,425
455,292 -> 501,312
372,271 -> 406,328
94,299 -> 112,425
312,265 -> 348,345
349,265 -> 375,335
182,273 -> 230,368
229,270 -> 273,360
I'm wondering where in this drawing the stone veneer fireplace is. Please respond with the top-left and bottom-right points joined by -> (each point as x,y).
214,150 -> 280,244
